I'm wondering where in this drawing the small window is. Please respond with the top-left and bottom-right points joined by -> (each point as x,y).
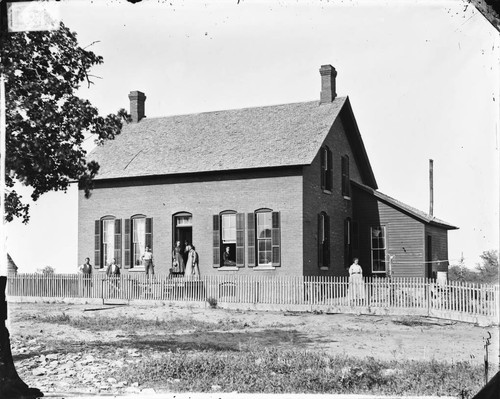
318,212 -> 330,267
371,226 -> 387,273
341,155 -> 350,197
321,146 -> 333,191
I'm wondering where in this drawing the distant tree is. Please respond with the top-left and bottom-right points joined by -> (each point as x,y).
448,250 -> 499,284
37,266 -> 55,276
448,255 -> 479,283
475,250 -> 499,284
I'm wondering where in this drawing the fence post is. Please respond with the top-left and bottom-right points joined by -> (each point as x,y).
426,279 -> 431,317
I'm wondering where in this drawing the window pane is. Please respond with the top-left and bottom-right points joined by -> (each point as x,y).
133,218 -> 146,265
258,240 -> 266,251
222,214 -> 236,243
102,220 -> 115,266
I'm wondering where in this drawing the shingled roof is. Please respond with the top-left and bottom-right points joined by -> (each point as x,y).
89,97 -> 376,187
352,181 -> 458,230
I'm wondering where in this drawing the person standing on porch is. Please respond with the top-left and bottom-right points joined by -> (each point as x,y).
348,258 -> 365,304
172,241 -> 185,275
142,247 -> 154,276
184,245 -> 199,278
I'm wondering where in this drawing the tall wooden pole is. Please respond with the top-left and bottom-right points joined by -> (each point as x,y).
429,159 -> 434,217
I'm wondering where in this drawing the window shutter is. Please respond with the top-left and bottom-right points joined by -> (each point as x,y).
213,215 -> 220,267
271,211 -> 281,267
345,156 -> 350,197
145,217 -> 153,250
124,219 -> 131,269
326,148 -> 333,191
325,213 -> 331,267
236,213 -> 245,267
94,220 -> 101,269
318,214 -> 323,267
247,213 -> 255,267
320,148 -> 326,190
114,219 -> 122,266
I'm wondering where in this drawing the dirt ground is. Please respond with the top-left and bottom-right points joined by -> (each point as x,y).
6,301 -> 500,395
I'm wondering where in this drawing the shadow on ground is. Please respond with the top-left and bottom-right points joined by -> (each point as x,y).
13,328 -> 327,360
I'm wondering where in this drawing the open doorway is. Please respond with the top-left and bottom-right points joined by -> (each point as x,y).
173,213 -> 192,267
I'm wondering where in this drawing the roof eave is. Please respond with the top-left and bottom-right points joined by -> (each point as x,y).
339,97 -> 378,189
351,181 -> 458,230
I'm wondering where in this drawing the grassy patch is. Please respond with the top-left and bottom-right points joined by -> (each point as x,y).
36,313 -> 249,333
106,347 -> 487,397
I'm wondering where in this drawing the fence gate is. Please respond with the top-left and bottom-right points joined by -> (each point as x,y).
101,277 -> 129,305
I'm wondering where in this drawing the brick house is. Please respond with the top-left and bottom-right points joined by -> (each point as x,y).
78,65 -> 457,278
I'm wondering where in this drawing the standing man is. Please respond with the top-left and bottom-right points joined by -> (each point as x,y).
78,257 -> 92,296
106,258 -> 120,276
142,247 -> 154,276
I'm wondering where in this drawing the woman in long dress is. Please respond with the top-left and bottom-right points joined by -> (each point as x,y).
184,245 -> 199,278
348,258 -> 365,304
172,241 -> 185,274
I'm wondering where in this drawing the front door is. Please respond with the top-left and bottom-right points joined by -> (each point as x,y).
173,213 -> 193,265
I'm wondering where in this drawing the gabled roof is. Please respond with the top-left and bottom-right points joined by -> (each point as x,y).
352,181 -> 458,230
89,97 -> 377,188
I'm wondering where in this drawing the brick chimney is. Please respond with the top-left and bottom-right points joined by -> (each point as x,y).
319,65 -> 337,104
128,90 -> 146,122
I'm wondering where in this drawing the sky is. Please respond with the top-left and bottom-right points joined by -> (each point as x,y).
3,0 -> 499,274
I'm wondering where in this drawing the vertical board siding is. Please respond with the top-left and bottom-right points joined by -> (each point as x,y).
6,274 -> 499,324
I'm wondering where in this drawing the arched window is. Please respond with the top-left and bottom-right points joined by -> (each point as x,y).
213,210 -> 244,268
344,217 -> 352,267
250,209 -> 281,268
321,146 -> 333,191
94,216 -> 121,269
318,212 -> 330,268
341,155 -> 350,197
220,211 -> 237,266
123,215 -> 153,269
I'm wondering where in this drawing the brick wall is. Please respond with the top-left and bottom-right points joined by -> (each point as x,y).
78,168 -> 304,276
302,117 -> 363,276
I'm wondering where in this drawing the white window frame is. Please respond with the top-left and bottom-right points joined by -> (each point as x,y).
371,226 -> 387,273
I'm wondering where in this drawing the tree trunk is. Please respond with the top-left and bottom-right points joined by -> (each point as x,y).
0,276 -> 43,399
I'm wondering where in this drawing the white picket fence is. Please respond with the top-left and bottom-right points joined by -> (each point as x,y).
6,273 -> 499,324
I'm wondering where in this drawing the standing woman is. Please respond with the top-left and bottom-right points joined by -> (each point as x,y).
172,241 -> 185,275
348,258 -> 365,303
185,245 -> 200,278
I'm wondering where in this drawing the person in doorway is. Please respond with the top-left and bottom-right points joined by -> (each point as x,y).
142,246 -> 154,276
78,257 -> 92,296
185,245 -> 200,278
172,241 -> 185,275
348,258 -> 365,304
183,240 -> 190,266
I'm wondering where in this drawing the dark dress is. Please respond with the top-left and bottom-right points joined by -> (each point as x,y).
172,247 -> 185,273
